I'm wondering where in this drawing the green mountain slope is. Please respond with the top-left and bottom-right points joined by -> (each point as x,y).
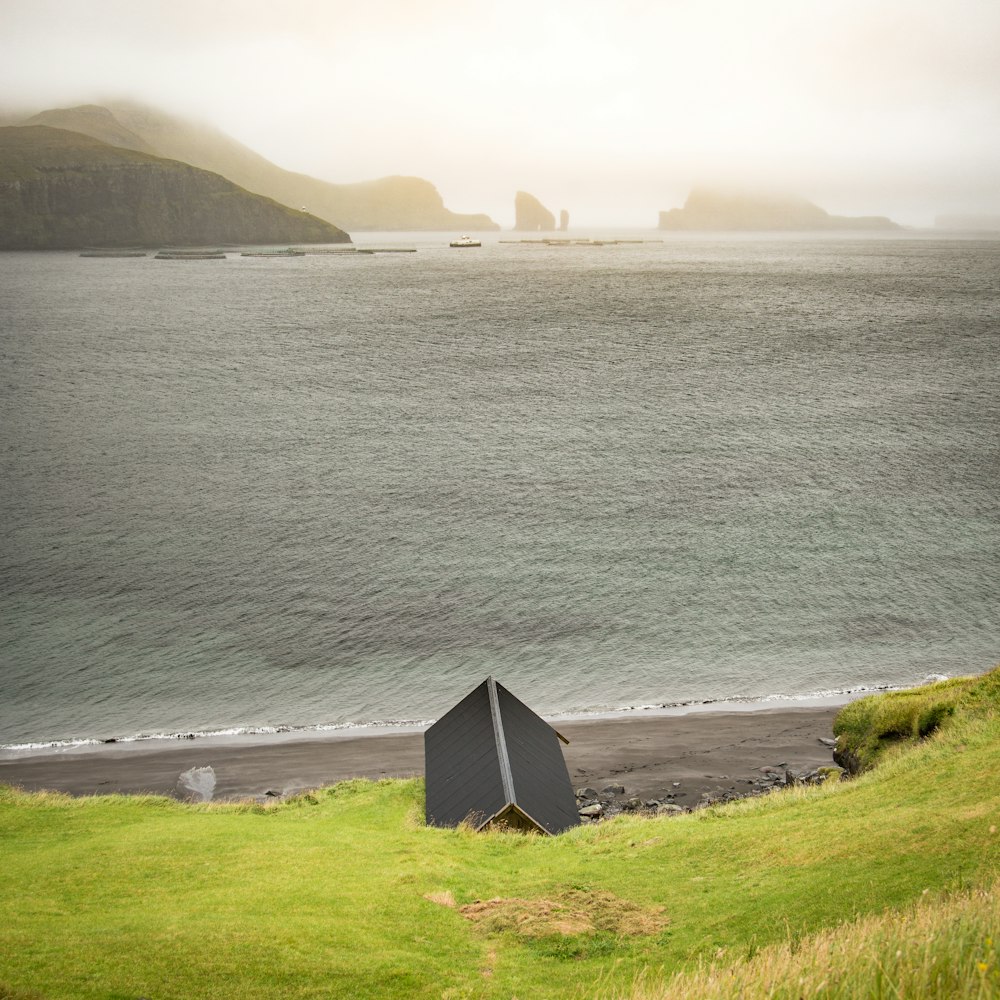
29,102 -> 499,232
0,125 -> 350,249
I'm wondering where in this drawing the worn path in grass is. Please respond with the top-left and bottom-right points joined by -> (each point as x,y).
0,705 -> 842,806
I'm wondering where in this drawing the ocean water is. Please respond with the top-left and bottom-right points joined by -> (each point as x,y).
1,232 -> 997,748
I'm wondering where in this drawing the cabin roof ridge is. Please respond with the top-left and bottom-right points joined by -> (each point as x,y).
486,676 -> 516,805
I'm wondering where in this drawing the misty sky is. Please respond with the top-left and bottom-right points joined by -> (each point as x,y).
2,0 -> 999,227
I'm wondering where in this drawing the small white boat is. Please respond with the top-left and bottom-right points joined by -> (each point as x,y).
449,235 -> 481,248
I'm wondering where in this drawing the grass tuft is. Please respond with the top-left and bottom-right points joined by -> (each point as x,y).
460,889 -> 669,940
832,672 -> 989,772
0,984 -> 46,1000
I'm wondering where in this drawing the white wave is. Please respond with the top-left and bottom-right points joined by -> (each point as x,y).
3,737 -> 103,751
0,718 -> 440,753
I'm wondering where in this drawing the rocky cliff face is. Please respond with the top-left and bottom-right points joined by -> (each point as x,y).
514,191 -> 556,231
22,102 -> 499,232
659,189 -> 899,231
0,126 -> 350,249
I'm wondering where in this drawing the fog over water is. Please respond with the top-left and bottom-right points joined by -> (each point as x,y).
1,0 -> 999,227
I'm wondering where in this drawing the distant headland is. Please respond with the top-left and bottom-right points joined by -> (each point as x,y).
0,125 -> 350,250
18,102 -> 500,233
660,188 -> 899,231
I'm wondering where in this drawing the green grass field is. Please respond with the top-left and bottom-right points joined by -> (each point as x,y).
2,668 -> 998,999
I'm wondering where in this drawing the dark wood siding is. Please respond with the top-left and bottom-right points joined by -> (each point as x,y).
424,681 -> 507,828
496,683 -> 580,834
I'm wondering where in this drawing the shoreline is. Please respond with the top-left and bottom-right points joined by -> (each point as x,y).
0,703 -> 847,810
0,685 -> 881,757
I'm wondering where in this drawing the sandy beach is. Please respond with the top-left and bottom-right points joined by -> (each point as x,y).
0,704 -> 843,809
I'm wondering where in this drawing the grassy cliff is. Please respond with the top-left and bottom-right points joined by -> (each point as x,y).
0,126 -> 350,249
1,667 -> 997,999
832,671 -> 997,773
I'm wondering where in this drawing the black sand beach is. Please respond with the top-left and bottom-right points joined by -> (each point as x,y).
0,705 -> 843,809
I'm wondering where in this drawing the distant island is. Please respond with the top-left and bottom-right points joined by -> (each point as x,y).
23,103 -> 499,233
660,189 -> 899,231
0,125 -> 350,250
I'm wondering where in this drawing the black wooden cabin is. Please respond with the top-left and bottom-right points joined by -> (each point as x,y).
424,676 -> 580,835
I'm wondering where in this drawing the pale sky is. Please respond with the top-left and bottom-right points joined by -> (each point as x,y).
2,0 -> 999,227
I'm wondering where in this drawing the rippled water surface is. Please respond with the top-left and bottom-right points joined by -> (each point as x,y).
1,233 -> 997,745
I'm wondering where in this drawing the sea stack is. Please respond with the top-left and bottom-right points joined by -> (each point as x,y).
559,209 -> 569,232
514,191 -> 556,231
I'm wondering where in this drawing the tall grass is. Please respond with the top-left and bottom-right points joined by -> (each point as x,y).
621,878 -> 1000,1000
834,669 -> 998,772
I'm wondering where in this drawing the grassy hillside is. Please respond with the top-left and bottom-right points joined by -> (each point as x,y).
0,123 -> 161,179
0,125 -> 350,249
1,668 -> 997,999
626,878 -> 998,999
